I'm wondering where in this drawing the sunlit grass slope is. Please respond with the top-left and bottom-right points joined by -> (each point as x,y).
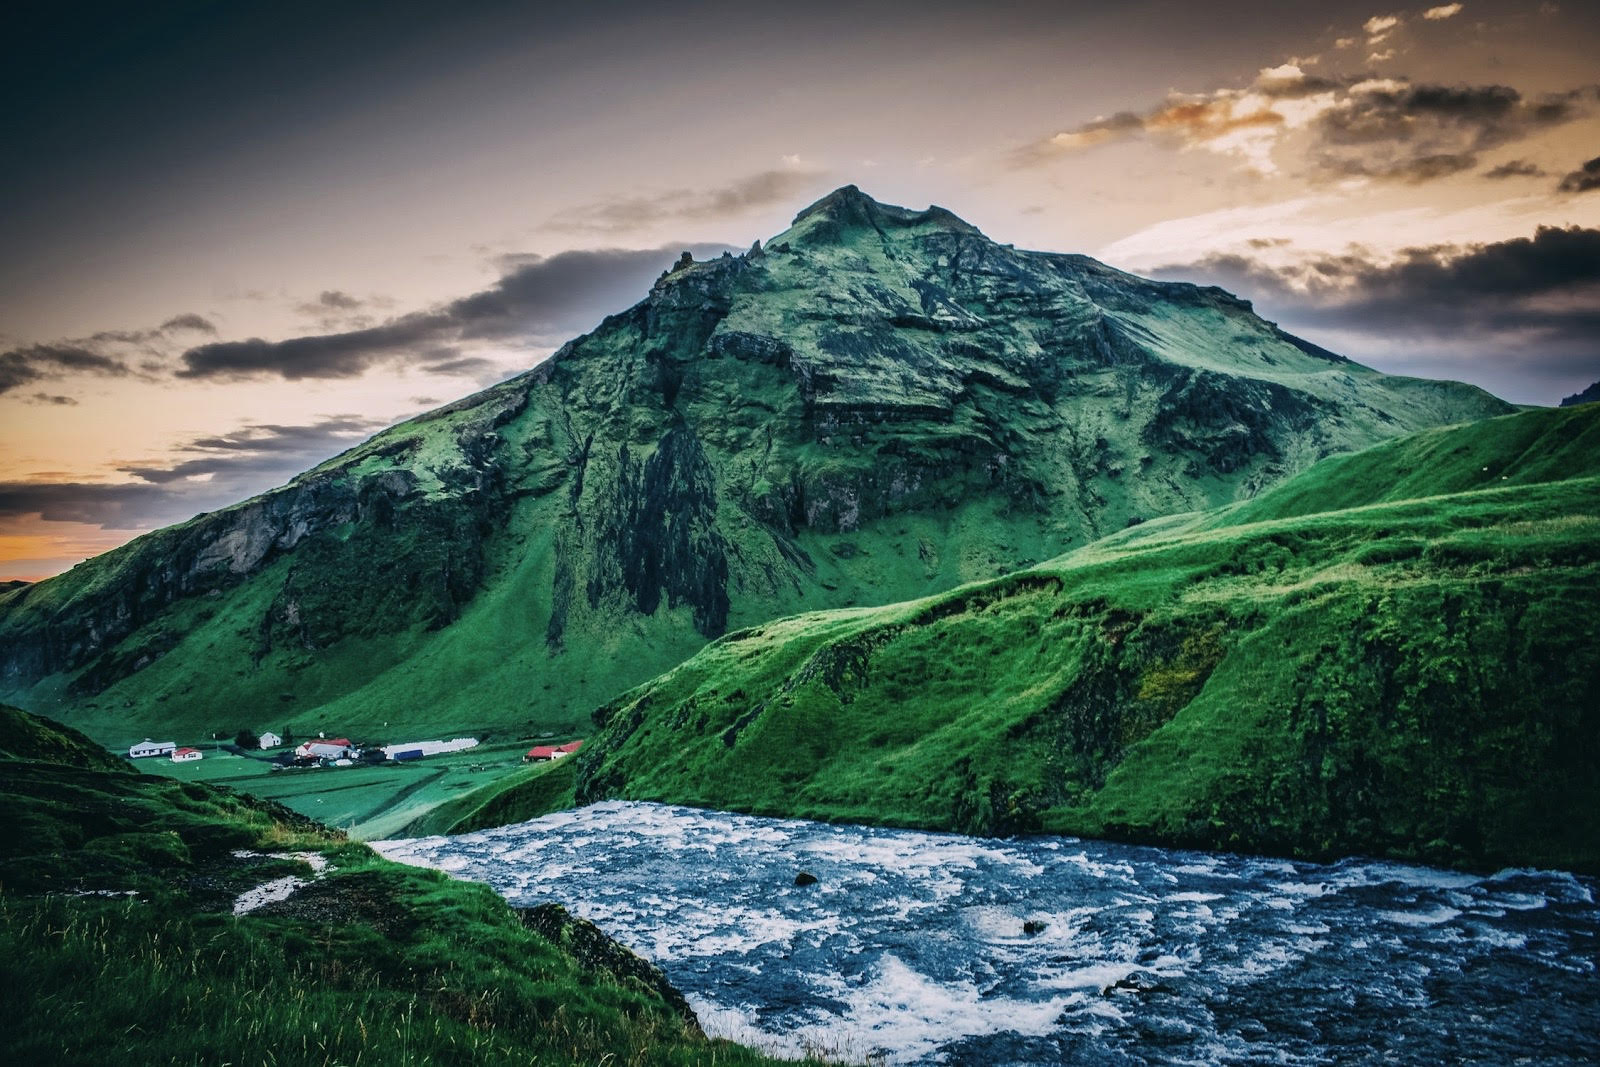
555,405 -> 1600,873
0,705 -> 797,1066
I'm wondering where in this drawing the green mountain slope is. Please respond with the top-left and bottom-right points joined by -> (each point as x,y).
0,704 -> 789,1065
549,405 -> 1600,873
0,186 -> 1510,750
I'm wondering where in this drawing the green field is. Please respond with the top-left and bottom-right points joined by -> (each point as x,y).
493,404 -> 1600,873
136,737 -> 578,840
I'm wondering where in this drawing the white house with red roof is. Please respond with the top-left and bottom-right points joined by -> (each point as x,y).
524,740 -> 583,762
171,747 -> 203,762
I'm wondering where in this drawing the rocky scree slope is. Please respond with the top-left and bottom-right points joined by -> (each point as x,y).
557,405 -> 1600,873
0,186 -> 1511,744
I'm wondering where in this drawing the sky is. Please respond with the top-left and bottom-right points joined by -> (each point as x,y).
2,0 -> 1598,580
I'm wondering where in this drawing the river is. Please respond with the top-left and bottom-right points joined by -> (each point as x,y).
375,800 -> 1598,1065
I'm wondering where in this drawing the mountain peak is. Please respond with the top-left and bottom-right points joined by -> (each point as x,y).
782,184 -> 981,245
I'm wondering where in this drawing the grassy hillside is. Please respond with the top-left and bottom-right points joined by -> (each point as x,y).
0,705 -> 795,1065
1,187 -> 1508,755
400,756 -> 581,837
537,405 -> 1600,873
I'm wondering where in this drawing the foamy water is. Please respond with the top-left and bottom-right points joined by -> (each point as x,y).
376,801 -> 1599,1065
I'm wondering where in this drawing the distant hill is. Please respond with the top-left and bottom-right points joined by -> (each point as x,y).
0,185 -> 1510,747
543,405 -> 1600,873
0,703 -> 781,1064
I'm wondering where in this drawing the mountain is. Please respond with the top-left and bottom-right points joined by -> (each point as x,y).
540,405 -> 1600,873
1562,380 -> 1600,407
0,186 -> 1511,747
0,703 -> 782,1064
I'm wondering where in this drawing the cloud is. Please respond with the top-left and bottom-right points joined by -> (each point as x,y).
315,290 -> 362,310
0,343 -> 131,396
419,356 -> 499,378
1557,155 -> 1600,193
1423,3 -> 1463,19
1021,65 -> 1596,182
548,169 -> 833,234
1016,63 -> 1345,173
177,243 -> 734,383
0,312 -> 230,398
159,313 -> 217,333
0,480 -> 181,530
26,393 -> 79,406
0,415 -> 422,555
1482,159 -> 1546,178
117,416 -> 389,485
1150,225 -> 1600,398
1364,14 -> 1402,43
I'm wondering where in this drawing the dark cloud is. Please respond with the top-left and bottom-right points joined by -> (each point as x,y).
178,314 -> 451,381
2,415 -> 403,537
420,356 -> 500,377
27,393 -> 79,406
159,313 -> 217,333
1557,155 -> 1600,193
0,343 -> 130,395
549,170 -> 834,233
177,242 -> 734,383
1482,159 -> 1546,179
316,290 -> 362,310
1151,226 -> 1600,399
1310,83 -> 1595,182
0,480 -> 179,530
1022,68 -> 1596,182
0,312 -> 225,398
118,416 -> 388,485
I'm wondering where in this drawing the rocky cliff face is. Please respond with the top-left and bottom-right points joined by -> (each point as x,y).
0,186 -> 1513,741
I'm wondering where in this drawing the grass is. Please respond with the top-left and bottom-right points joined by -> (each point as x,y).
529,404 -> 1600,873
0,704 -> 815,1066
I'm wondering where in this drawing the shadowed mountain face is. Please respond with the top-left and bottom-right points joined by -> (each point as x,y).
0,186 -> 1511,742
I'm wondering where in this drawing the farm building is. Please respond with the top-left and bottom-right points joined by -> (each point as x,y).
258,731 -> 282,749
525,740 -> 582,762
171,747 -> 203,762
295,738 -> 354,760
129,739 -> 176,758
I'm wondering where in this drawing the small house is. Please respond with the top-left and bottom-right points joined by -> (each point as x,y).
171,747 -> 203,762
129,739 -> 176,758
258,731 -> 282,749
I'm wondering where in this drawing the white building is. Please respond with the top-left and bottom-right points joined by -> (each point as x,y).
258,731 -> 283,749
379,738 -> 479,760
129,739 -> 176,758
171,747 -> 203,762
